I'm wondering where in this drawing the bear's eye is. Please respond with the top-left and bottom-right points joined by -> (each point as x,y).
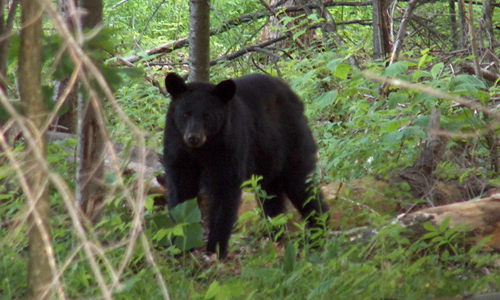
183,112 -> 191,119
202,113 -> 209,120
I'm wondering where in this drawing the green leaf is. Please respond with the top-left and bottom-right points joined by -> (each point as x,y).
422,231 -> 440,240
381,131 -> 404,144
205,281 -> 221,300
439,217 -> 451,233
387,92 -> 408,109
293,28 -> 307,40
431,63 -> 444,78
423,221 -> 437,232
117,277 -> 141,293
174,222 -> 204,251
441,249 -> 450,261
315,90 -> 338,110
326,58 -> 345,71
418,54 -> 428,69
334,64 -> 352,80
171,198 -> 201,224
383,62 -> 408,77
444,225 -> 460,240
385,120 -> 401,133
145,195 -> 155,211
283,241 -> 297,274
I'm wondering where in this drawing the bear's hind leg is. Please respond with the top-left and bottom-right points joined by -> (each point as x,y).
259,179 -> 287,219
284,173 -> 328,228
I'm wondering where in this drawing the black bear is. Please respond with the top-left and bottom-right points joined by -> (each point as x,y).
163,72 -> 328,259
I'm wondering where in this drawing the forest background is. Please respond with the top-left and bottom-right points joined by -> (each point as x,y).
1,0 -> 500,299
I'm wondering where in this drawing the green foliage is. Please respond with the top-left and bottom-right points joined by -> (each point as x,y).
3,0 -> 500,299
149,198 -> 204,252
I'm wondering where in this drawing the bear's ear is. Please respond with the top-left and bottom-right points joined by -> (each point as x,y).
165,73 -> 188,98
213,79 -> 236,103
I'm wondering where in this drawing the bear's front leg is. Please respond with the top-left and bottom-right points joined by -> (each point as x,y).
164,155 -> 201,210
205,182 -> 242,259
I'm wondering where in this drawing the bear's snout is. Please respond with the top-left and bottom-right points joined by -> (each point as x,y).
184,132 -> 206,148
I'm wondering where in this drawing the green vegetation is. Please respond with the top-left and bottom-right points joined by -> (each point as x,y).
2,0 -> 500,299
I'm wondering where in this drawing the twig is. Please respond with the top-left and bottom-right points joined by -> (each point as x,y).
389,0 -> 420,65
460,62 -> 500,82
150,35 -> 289,67
363,71 -> 500,138
119,3 -> 372,64
313,0 -> 360,69
136,0 -> 166,48
467,0 -> 482,81
380,0 -> 419,98
111,0 -> 133,9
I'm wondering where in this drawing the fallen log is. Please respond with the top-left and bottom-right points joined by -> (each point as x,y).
400,192 -> 500,249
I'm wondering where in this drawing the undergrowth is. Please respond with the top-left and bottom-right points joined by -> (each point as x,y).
2,0 -> 500,299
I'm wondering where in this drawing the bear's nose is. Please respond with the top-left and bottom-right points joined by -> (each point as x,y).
188,135 -> 200,146
184,133 -> 206,148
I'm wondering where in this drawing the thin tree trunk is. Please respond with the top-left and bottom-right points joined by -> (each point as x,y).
389,0 -> 419,65
188,0 -> 210,82
0,0 -> 17,94
312,0 -> 360,69
449,0 -> 458,49
76,0 -> 105,222
19,0 -> 52,298
481,0 -> 495,44
372,0 -> 391,61
457,0 -> 468,48
53,0 -> 78,134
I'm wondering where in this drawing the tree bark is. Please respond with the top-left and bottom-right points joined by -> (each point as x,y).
0,0 -> 18,94
312,0 -> 360,69
188,0 -> 210,82
372,0 -> 391,60
53,0 -> 78,134
481,0 -> 495,44
389,0 -> 419,65
19,0 -> 52,298
457,0 -> 468,48
401,193 -> 500,250
449,0 -> 459,49
76,0 -> 105,222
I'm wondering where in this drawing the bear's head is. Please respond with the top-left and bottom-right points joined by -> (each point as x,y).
165,73 -> 236,148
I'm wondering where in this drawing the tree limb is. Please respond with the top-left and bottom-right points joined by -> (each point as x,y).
120,2 -> 372,64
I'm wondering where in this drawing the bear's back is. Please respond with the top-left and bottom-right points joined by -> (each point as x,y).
231,74 -> 316,179
232,74 -> 305,122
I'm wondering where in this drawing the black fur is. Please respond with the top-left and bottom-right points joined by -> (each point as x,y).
163,73 -> 328,259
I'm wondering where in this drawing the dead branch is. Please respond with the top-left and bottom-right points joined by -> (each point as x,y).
401,193 -> 500,250
460,62 -> 500,82
313,0 -> 360,69
150,35 -> 289,68
136,0 -> 166,48
363,72 -> 500,139
119,2 -> 372,64
389,0 -> 420,65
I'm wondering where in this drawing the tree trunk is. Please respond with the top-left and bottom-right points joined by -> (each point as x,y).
312,0 -> 360,69
372,0 -> 391,60
53,0 -> 78,134
0,0 -> 17,94
481,0 -> 495,44
448,0 -> 458,49
19,0 -> 52,298
188,0 -> 210,82
388,0 -> 419,65
457,0 -> 468,49
76,0 -> 105,222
